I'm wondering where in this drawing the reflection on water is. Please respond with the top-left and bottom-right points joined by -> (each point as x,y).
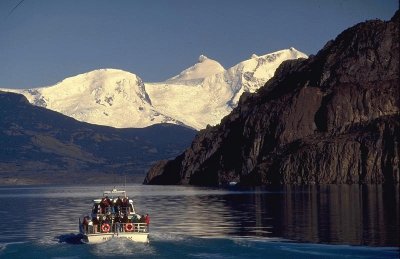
280,185 -> 399,246
0,184 -> 398,247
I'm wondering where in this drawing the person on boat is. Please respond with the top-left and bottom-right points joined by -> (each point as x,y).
92,203 -> 100,215
144,214 -> 150,225
100,198 -> 106,214
105,196 -> 111,205
82,216 -> 90,233
116,196 -> 122,206
114,196 -> 122,214
132,214 -> 140,223
121,197 -> 130,214
144,214 -> 150,231
122,214 -> 129,224
92,217 -> 99,233
100,196 -> 112,214
114,214 -> 122,232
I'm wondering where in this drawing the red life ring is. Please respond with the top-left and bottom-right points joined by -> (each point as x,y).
125,223 -> 134,232
101,223 -> 111,233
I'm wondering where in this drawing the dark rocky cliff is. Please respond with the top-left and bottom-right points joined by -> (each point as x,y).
144,12 -> 399,186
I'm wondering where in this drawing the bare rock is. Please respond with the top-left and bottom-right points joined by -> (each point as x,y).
144,11 -> 400,186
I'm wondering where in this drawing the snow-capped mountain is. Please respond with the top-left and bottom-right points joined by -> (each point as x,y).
146,48 -> 307,129
2,48 -> 307,130
3,69 -> 183,128
226,47 -> 308,105
167,54 -> 226,82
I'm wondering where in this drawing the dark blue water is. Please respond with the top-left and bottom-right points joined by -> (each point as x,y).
0,184 -> 398,258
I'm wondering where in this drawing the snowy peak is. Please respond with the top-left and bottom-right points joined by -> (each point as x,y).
167,55 -> 225,82
251,54 -> 259,59
226,48 -> 308,105
45,69 -> 151,106
147,48 -> 308,129
17,69 -> 152,111
243,48 -> 307,72
5,69 -> 183,128
1,48 -> 308,130
198,54 -> 208,62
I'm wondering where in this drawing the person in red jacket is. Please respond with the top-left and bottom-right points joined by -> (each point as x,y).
144,214 -> 150,231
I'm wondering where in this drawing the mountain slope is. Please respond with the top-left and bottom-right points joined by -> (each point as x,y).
3,69 -> 184,128
167,54 -> 225,82
144,12 -> 399,186
2,49 -> 307,130
0,91 -> 196,185
146,48 -> 307,129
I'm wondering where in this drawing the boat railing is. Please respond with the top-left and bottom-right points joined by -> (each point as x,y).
81,222 -> 149,235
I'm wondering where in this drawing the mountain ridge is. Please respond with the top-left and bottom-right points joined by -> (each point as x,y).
147,48 -> 307,129
1,48 -> 307,130
144,12 -> 399,186
0,90 -> 196,185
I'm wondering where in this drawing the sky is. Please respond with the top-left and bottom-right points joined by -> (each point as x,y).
0,0 -> 398,89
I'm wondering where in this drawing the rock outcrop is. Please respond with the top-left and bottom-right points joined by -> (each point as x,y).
144,12 -> 399,186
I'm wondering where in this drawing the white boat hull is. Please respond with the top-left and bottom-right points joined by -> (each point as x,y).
79,188 -> 150,244
82,232 -> 149,244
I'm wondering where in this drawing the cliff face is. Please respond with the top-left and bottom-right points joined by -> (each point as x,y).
144,12 -> 399,186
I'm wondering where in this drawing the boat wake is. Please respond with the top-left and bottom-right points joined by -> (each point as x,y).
2,234 -> 398,259
0,241 -> 26,252
57,233 -> 85,244
91,237 -> 156,257
149,231 -> 188,242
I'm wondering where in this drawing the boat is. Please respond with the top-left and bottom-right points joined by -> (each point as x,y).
79,188 -> 149,244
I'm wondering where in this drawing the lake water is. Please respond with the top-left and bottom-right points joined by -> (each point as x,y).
0,184 -> 398,258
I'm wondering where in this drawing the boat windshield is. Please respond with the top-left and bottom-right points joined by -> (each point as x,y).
103,188 -> 126,198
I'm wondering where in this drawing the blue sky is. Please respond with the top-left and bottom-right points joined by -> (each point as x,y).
0,0 -> 397,88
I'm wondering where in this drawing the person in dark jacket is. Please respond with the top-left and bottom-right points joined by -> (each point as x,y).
114,196 -> 122,214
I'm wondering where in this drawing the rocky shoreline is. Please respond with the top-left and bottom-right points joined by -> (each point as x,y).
144,11 -> 399,186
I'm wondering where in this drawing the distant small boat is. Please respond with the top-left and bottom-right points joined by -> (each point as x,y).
79,188 -> 149,244
228,181 -> 237,186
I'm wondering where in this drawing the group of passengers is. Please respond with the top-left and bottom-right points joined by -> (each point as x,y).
81,196 -> 150,234
94,196 -> 133,215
